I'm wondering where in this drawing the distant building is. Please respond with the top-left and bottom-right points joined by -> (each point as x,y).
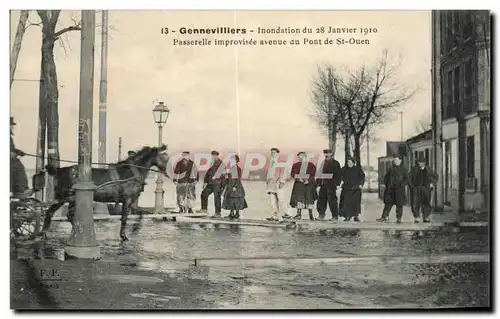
377,131 -> 435,205
406,129 -> 433,168
431,10 -> 491,212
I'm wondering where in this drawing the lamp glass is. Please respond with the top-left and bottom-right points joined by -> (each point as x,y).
153,102 -> 170,125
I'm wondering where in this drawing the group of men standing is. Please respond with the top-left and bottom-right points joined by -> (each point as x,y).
10,114 -> 438,224
376,154 -> 438,224
265,148 -> 365,222
169,148 -> 363,221
123,145 -> 436,224
171,150 -> 223,215
172,150 -> 247,219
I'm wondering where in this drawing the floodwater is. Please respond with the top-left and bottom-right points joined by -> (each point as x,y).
22,176 -> 491,309
41,219 -> 490,309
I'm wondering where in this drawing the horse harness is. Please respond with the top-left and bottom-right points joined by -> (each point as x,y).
96,164 -> 145,191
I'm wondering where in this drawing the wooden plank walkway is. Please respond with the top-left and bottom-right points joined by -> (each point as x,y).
175,216 -> 488,230
52,214 -> 488,229
294,220 -> 445,231
175,216 -> 292,228
52,213 -> 208,222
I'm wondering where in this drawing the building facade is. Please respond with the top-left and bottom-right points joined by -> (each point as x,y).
407,130 -> 433,168
431,10 -> 491,212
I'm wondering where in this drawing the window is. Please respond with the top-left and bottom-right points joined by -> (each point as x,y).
463,11 -> 474,40
425,149 -> 430,166
450,139 -> 458,190
414,151 -> 418,164
442,69 -> 456,119
398,145 -> 407,157
444,11 -> 454,52
444,141 -> 451,201
453,66 -> 460,105
464,58 -> 476,114
466,136 -> 475,178
452,11 -> 461,47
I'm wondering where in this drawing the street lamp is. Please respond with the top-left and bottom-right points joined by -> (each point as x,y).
152,101 -> 170,214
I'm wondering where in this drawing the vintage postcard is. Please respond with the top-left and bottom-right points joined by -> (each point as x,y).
9,9 -> 491,310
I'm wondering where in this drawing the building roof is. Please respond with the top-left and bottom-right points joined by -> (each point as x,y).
385,141 -> 407,157
406,129 -> 432,145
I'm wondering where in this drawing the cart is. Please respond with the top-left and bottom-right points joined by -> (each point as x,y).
10,171 -> 49,241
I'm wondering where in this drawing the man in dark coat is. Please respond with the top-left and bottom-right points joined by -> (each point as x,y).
10,117 -> 32,198
409,155 -> 438,223
201,150 -> 224,217
174,151 -> 200,214
340,157 -> 365,222
316,149 -> 342,221
376,154 -> 409,224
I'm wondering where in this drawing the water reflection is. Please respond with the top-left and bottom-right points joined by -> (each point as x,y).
16,218 -> 490,309
228,224 -> 242,234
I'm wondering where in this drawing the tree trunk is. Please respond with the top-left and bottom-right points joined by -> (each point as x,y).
353,134 -> 362,167
41,34 -> 60,201
344,130 -> 350,166
10,10 -> 29,88
35,56 -> 47,201
329,117 -> 338,156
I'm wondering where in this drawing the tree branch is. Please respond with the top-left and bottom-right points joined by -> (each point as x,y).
54,25 -> 81,38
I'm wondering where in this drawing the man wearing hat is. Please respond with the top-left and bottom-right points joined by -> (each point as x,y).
409,155 -> 437,223
377,154 -> 409,224
126,150 -> 137,161
266,148 -> 290,221
10,117 -> 32,198
173,151 -> 199,214
316,149 -> 342,221
200,150 -> 224,217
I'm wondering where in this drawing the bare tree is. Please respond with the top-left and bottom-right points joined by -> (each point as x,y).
36,10 -> 81,200
329,50 -> 415,165
309,64 -> 341,156
10,10 -> 30,88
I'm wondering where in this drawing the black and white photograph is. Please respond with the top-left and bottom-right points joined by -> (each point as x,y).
8,8 -> 491,310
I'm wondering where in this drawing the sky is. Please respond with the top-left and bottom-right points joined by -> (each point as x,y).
10,10 -> 432,169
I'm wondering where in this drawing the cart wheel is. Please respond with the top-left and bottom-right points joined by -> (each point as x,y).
11,206 -> 42,241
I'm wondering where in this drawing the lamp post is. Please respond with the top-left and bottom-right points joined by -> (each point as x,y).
66,10 -> 100,259
152,101 -> 170,214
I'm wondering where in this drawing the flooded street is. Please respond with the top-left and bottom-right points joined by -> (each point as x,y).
38,217 -> 490,309
14,177 -> 490,309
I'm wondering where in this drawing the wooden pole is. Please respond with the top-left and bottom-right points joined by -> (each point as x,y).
431,11 -> 444,210
66,10 -> 100,259
366,126 -> 371,190
399,111 -> 404,140
326,68 -> 337,156
10,10 -> 29,88
118,137 -> 122,161
98,10 -> 108,167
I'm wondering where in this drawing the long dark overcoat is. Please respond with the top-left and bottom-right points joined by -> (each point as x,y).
383,164 -> 409,206
340,166 -> 365,218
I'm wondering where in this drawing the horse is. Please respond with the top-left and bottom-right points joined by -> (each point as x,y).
41,145 -> 169,241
